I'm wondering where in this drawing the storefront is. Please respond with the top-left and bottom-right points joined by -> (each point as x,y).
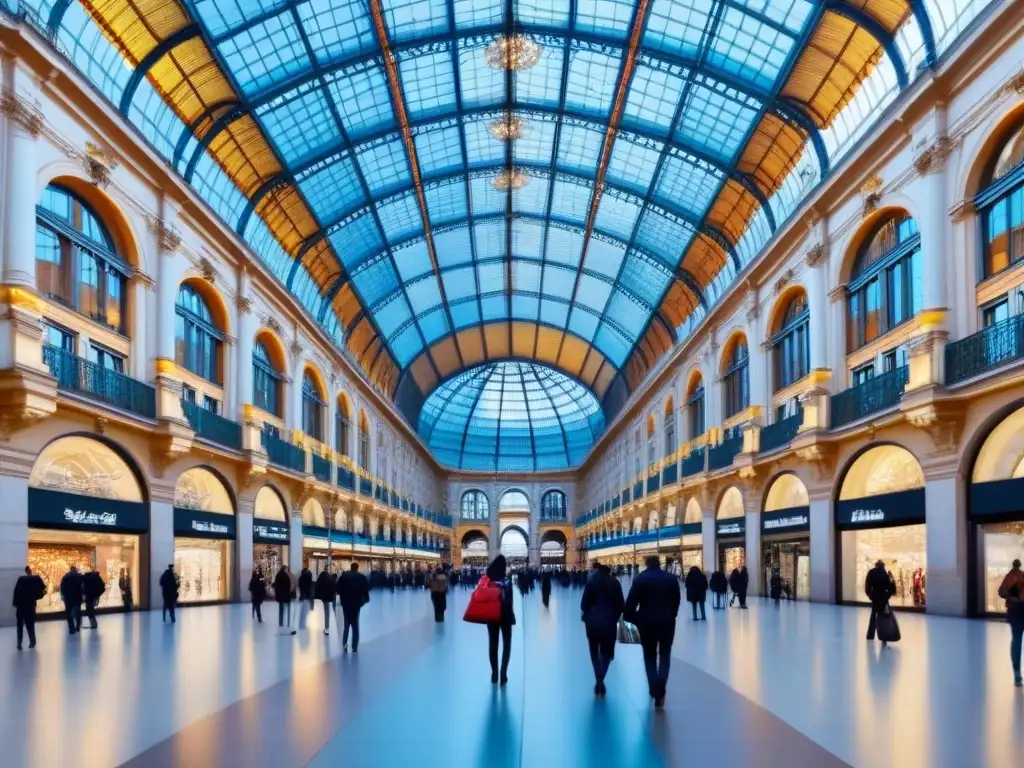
836,445 -> 927,609
716,487 -> 746,572
680,499 -> 703,573
252,486 -> 289,586
761,474 -> 810,600
173,468 -> 236,604
28,436 -> 148,614
968,405 -> 1024,615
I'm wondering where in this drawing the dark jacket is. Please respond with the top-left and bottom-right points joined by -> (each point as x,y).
541,571 -> 552,595
864,566 -> 895,605
315,571 -> 336,602
580,569 -> 625,636
12,573 -> 45,612
729,567 -> 749,594
83,571 -> 106,602
60,571 -> 84,604
298,568 -> 314,601
273,569 -> 293,604
624,565 -> 681,629
337,571 -> 370,612
159,569 -> 179,602
709,571 -> 728,594
770,574 -> 783,600
249,573 -> 267,603
684,567 -> 708,603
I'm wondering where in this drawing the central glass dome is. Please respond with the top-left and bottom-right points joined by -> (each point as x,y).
418,361 -> 605,472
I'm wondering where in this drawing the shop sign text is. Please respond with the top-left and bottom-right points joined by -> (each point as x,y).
849,509 -> 885,524
191,519 -> 229,535
763,514 -> 809,530
64,508 -> 117,527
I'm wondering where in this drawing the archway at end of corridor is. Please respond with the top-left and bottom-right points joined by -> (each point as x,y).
499,525 -> 529,567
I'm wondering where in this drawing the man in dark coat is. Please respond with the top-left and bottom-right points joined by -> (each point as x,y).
770,570 -> 784,605
684,566 -> 708,621
580,562 -> 625,696
82,567 -> 105,629
709,570 -> 728,609
729,566 -> 750,609
315,568 -> 337,635
624,555 -> 681,707
249,568 -> 267,623
159,564 -> 179,624
12,566 -> 45,650
273,566 -> 296,634
541,570 -> 552,608
865,560 -> 896,643
60,565 -> 84,634
337,563 -> 370,651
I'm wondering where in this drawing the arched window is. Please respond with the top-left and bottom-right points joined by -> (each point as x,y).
772,292 -> 810,391
663,400 -> 675,458
358,412 -> 370,469
982,123 -> 1024,279
301,371 -> 325,441
253,339 -> 283,416
687,375 -> 705,437
846,214 -> 922,352
461,490 -> 489,519
336,396 -> 351,456
36,184 -> 128,333
541,490 -> 566,520
175,284 -> 223,384
722,337 -> 749,418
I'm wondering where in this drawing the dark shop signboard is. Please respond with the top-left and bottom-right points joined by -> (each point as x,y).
761,507 -> 810,534
174,508 -> 236,539
716,518 -> 746,538
969,477 -> 1024,518
253,520 -> 289,544
834,488 -> 925,529
28,488 -> 149,533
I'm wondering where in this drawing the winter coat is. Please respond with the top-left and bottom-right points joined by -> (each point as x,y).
249,573 -> 267,603
337,571 -> 370,612
624,564 -> 681,630
83,571 -> 106,602
769,574 -> 783,600
998,568 -> 1024,612
60,571 -> 84,604
684,568 -> 708,603
12,574 -> 45,612
298,569 -> 314,601
580,569 -> 625,637
729,568 -> 749,594
273,569 -> 294,604
159,569 -> 179,602
864,566 -> 895,605
315,571 -> 336,602
709,571 -> 728,595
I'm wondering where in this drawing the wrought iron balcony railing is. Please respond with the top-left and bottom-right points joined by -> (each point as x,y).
44,344 -> 155,419
945,314 -> 1024,385
311,453 -> 331,483
758,408 -> 803,454
181,399 -> 242,450
830,365 -> 909,429
260,429 -> 306,473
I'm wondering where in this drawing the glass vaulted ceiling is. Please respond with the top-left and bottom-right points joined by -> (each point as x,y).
419,361 -> 605,472
28,0 -> 968,470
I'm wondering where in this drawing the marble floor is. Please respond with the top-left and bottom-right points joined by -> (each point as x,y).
1,584 -> 1021,768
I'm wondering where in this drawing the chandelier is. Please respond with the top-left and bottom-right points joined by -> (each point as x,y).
493,168 -> 531,191
488,112 -> 527,142
485,34 -> 542,71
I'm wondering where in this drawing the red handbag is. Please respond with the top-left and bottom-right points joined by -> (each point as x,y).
463,576 -> 503,624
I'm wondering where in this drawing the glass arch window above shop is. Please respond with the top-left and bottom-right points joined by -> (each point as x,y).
839,445 -> 924,500
30,436 -> 143,501
981,120 -> 1024,279
418,361 -> 605,472
174,467 -> 234,514
254,486 -> 288,522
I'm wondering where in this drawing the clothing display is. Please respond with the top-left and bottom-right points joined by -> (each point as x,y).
840,524 -> 927,608
762,539 -> 810,600
174,538 -> 230,603
680,547 -> 703,574
979,521 -> 1024,613
28,535 -> 139,613
719,544 -> 745,575
253,544 -> 285,596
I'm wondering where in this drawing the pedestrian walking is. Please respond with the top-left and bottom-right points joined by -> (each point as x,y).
337,563 -> 369,651
864,560 -> 896,646
624,555 -> 681,708
483,555 -> 515,685
159,564 -> 179,624
709,570 -> 727,609
580,561 -> 624,696
998,558 -> 1024,687
315,567 -> 337,635
684,566 -> 708,621
728,566 -> 749,609
60,565 -> 83,635
82,567 -> 105,629
273,566 -> 296,634
249,568 -> 267,623
769,569 -> 784,606
429,567 -> 448,622
12,566 -> 45,650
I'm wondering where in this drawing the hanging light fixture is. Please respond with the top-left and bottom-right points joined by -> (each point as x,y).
488,111 -> 527,142
485,34 -> 542,71
493,167 -> 531,191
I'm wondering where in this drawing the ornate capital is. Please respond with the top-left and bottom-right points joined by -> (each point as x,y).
1,89 -> 43,136
805,241 -> 829,268
1005,69 -> 1024,97
148,216 -> 182,253
905,402 -> 964,455
236,293 -> 253,314
860,175 -> 884,216
794,443 -> 836,484
913,136 -> 954,176
197,256 -> 217,284
773,267 -> 795,295
84,142 -> 118,188
949,199 -> 976,223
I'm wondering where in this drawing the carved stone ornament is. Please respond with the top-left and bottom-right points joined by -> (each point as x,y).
860,176 -> 884,216
906,403 -> 964,455
149,216 -> 182,253
198,256 -> 217,284
1005,69 -> 1024,97
794,443 -> 836,484
805,242 -> 829,268
773,268 -> 795,295
264,316 -> 283,336
913,136 -> 954,176
1,89 -> 43,136
84,142 -> 118,188
236,293 -> 253,314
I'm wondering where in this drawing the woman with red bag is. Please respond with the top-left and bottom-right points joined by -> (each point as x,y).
463,555 -> 516,685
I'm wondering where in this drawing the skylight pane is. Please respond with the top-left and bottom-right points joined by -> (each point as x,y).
418,306 -> 450,344
518,0 -> 570,26
707,6 -> 794,90
514,45 -> 565,107
425,179 -> 469,225
473,219 -> 505,262
297,0 -> 376,65
606,136 -> 663,194
415,125 -> 464,179
442,266 -> 478,302
542,264 -> 576,300
193,0 -> 288,39
217,12 -> 309,97
550,179 -> 593,225
434,226 -> 474,268
633,207 -> 693,266
393,238 -> 433,282
582,238 -> 626,279
458,41 -> 505,109
380,0 -> 448,42
464,120 -> 506,168
556,123 -> 605,176
357,138 -> 412,197
330,209 -> 385,270
399,50 -> 457,119
622,64 -> 686,136
353,256 -> 400,308
326,63 -> 397,140
643,0 -> 710,60
676,77 -> 760,162
654,151 -> 722,218
545,226 -> 585,267
565,48 -> 620,117
376,192 -> 422,244
375,293 -> 413,337
593,192 -> 642,240
575,0 -> 635,38
298,154 -> 365,224
450,298 -> 481,328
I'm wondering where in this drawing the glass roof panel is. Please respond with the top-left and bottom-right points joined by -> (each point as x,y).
298,154 -> 365,223
381,0 -> 449,43
513,45 -> 565,106
425,179 -> 469,225
376,192 -> 423,244
434,226 -> 474,268
606,135 -> 663,194
575,0 -> 636,38
458,41 -> 506,108
398,50 -> 458,119
451,298 -> 481,329
418,306 -> 451,344
419,361 -> 604,471
192,0 -> 289,40
356,137 -> 413,197
296,0 -> 377,65
414,125 -> 464,179
555,124 -> 604,176
216,11 -> 309,98
325,63 -> 397,140
564,48 -> 621,118
394,238 -> 433,282
256,84 -> 341,169
330,209 -> 384,271
622,64 -> 687,137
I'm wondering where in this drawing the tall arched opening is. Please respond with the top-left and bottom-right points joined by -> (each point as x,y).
173,467 -> 236,604
253,486 -> 289,587
761,473 -> 810,600
499,525 -> 529,566
716,486 -> 746,573
540,530 -> 567,568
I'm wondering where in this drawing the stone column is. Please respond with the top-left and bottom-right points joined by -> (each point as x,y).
1,86 -> 42,288
235,290 -> 256,423
237,499 -> 254,602
701,507 -> 716,573
0,471 -> 30,626
489,482 -> 500,559
808,483 -> 834,604
289,512 -> 303,573
744,490 -> 762,597
287,341 -> 303,434
129,275 -> 152,382
806,249 -> 829,374
923,459 -> 967,616
149,495 -> 176,611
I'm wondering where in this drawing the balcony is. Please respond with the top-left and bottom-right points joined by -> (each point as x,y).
338,466 -> 355,491
680,447 -> 706,478
758,408 -> 803,454
43,344 -> 155,419
311,453 -> 331,483
945,314 -> 1024,385
632,480 -> 643,500
261,430 -> 306,473
662,462 -> 678,486
181,399 -> 242,450
830,365 -> 909,429
708,435 -> 742,472
646,473 -> 660,494
359,476 -> 373,496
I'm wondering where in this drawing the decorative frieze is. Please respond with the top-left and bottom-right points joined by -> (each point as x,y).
84,142 -> 118,188
1,89 -> 43,136
912,136 -> 954,176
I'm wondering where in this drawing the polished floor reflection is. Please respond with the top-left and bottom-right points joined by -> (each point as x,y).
1,585 -> 1021,767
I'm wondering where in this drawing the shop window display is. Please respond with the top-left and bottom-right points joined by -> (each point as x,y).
173,537 -> 230,603
841,525 -> 927,608
28,532 -> 139,614
680,546 -> 703,574
762,541 -> 810,601
980,522 -> 1024,613
720,545 -> 746,575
